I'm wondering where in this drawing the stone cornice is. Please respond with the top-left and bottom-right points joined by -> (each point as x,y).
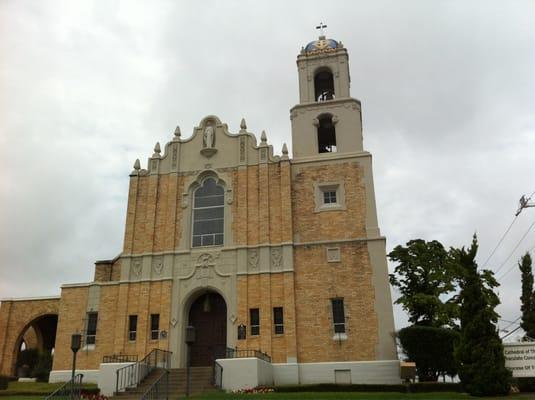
0,295 -> 61,302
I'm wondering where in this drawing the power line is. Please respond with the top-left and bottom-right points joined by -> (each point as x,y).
499,316 -> 521,332
494,219 -> 535,275
482,215 -> 519,268
496,243 -> 535,282
501,325 -> 521,340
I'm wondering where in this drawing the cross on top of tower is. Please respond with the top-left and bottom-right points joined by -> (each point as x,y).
316,22 -> 327,38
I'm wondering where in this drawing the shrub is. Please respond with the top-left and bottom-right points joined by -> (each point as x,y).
16,348 -> 39,372
33,352 -> 53,382
398,325 -> 459,381
0,375 -> 8,390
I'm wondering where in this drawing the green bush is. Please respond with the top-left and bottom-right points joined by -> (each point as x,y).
16,348 -> 39,371
33,352 -> 53,382
398,325 -> 459,381
0,375 -> 8,390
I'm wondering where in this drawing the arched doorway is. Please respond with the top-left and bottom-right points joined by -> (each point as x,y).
188,292 -> 227,366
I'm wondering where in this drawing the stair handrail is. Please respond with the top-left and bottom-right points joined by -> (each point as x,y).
213,360 -> 223,389
44,373 -> 83,400
140,368 -> 169,400
115,348 -> 172,394
225,347 -> 271,363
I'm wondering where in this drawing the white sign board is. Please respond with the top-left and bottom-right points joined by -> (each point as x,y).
504,342 -> 535,377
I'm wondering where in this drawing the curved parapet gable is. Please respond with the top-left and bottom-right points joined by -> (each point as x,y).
136,115 -> 282,175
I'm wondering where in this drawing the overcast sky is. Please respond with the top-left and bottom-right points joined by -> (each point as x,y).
1,0 -> 534,337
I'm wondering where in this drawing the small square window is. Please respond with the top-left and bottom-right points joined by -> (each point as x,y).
315,182 -> 345,212
323,190 -> 337,204
250,308 -> 260,336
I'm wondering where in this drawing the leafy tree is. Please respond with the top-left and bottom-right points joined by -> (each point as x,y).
519,252 -> 535,339
398,325 -> 459,382
389,239 -> 456,327
454,235 -> 510,396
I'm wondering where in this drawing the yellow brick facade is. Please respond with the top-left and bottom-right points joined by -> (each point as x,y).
0,37 -> 397,378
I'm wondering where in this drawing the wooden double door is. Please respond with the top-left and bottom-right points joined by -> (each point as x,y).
188,292 -> 227,366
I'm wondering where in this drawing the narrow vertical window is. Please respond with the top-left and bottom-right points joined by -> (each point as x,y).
331,298 -> 346,333
150,314 -> 160,340
128,315 -> 137,341
192,178 -> 225,247
85,312 -> 98,345
273,307 -> 284,335
250,308 -> 260,336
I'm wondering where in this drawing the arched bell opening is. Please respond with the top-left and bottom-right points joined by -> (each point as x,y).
314,69 -> 335,102
317,114 -> 337,153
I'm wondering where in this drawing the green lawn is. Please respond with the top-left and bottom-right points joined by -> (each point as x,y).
189,392 -> 535,400
0,381 -> 97,397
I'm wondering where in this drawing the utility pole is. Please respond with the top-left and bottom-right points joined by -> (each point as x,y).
515,194 -> 535,216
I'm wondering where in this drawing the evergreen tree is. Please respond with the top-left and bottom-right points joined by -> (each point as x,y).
519,252 -> 535,339
454,235 -> 510,396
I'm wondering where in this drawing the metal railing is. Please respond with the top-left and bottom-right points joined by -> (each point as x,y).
116,349 -> 171,394
103,354 -> 138,363
225,347 -> 271,363
44,373 -> 83,400
141,369 -> 169,400
213,360 -> 223,389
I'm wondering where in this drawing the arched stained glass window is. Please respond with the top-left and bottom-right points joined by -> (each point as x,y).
192,178 -> 224,247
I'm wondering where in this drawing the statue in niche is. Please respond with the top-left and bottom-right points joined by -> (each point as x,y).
203,125 -> 215,148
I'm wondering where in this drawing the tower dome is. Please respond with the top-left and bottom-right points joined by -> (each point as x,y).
304,36 -> 339,53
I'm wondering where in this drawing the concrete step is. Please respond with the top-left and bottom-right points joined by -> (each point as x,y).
110,366 -> 217,399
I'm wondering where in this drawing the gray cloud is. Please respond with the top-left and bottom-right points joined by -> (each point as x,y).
1,0 -> 534,336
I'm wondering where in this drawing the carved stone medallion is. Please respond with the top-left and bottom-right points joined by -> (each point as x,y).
271,248 -> 282,270
248,250 -> 259,271
152,256 -> 164,275
132,258 -> 142,277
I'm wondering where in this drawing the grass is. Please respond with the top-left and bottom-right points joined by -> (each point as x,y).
189,392 -> 535,400
0,381 -> 97,397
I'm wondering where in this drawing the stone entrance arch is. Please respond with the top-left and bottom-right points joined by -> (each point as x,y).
187,291 -> 227,366
0,297 -> 60,376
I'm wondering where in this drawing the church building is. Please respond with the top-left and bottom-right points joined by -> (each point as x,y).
0,33 -> 399,389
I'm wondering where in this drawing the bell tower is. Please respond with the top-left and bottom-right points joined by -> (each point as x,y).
290,31 -> 363,159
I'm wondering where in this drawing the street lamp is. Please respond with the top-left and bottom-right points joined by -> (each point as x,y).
70,333 -> 82,380
185,326 -> 196,397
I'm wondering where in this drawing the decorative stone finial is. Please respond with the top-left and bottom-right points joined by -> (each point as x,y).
261,130 -> 267,143
281,143 -> 289,160
152,142 -> 161,158
134,159 -> 141,170
174,126 -> 181,138
240,118 -> 247,131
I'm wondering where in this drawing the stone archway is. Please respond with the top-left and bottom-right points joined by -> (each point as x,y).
188,292 -> 227,366
0,297 -> 59,376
